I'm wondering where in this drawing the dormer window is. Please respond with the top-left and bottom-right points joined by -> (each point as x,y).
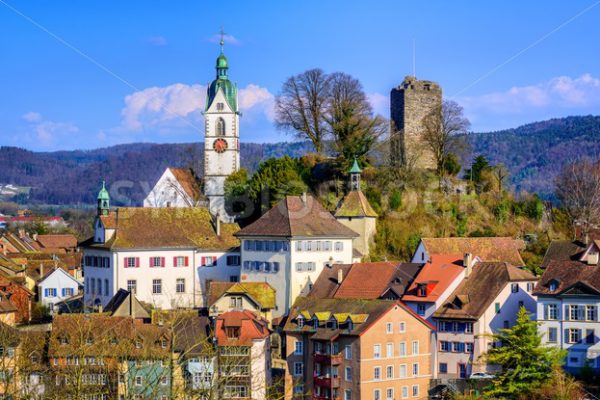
297,316 -> 304,328
417,283 -> 427,297
135,340 -> 142,349
86,337 -> 93,345
226,327 -> 240,339
548,279 -> 559,292
160,339 -> 168,349
59,337 -> 68,346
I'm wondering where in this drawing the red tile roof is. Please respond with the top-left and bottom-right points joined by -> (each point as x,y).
534,259 -> 600,296
169,167 -> 204,201
36,234 -> 77,249
215,310 -> 270,346
421,237 -> 525,266
402,254 -> 465,303
236,194 -> 358,238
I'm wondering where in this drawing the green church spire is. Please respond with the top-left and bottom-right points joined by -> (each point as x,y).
205,27 -> 238,113
97,181 -> 110,216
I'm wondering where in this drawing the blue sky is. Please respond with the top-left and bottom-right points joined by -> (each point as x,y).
1,0 -> 600,151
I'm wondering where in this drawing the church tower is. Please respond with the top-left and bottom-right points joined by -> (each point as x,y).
97,181 -> 110,216
204,33 -> 240,221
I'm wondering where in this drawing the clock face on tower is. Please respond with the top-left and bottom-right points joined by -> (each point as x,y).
213,138 -> 228,153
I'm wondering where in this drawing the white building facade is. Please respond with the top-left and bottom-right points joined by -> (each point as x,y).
38,268 -> 82,310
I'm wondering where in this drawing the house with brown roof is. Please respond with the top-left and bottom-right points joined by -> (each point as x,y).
235,194 -> 358,317
308,261 -> 423,301
411,237 -> 525,266
534,239 -> 600,373
81,183 -> 241,310
284,297 -> 434,400
334,159 -> 378,258
207,281 -> 276,322
433,262 -> 537,379
144,167 -> 207,208
215,310 -> 272,400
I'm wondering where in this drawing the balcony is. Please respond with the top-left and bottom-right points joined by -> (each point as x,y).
313,352 -> 342,365
314,376 -> 340,388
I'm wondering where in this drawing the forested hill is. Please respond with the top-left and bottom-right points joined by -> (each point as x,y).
466,115 -> 600,198
1,115 -> 599,206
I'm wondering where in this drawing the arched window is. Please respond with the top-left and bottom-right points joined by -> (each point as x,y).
216,118 -> 225,136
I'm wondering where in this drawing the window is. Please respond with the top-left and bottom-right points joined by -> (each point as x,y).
44,288 -> 57,298
344,389 -> 352,400
399,342 -> 406,356
386,388 -> 394,400
440,341 -> 450,352
229,275 -> 239,282
549,280 -> 558,291
465,322 -> 473,333
229,296 -> 242,308
417,303 -> 426,316
374,367 -> 381,381
296,241 -> 302,251
226,255 -> 240,266
98,279 -> 102,296
324,241 -> 332,251
105,279 -> 109,296
160,376 -> 168,386
127,280 -> 137,294
62,288 -> 74,297
295,341 -> 303,355
374,389 -> 381,400
466,342 -> 474,353
439,363 -> 448,374
548,327 -> 558,343
567,304 -> 586,321
504,320 -> 509,329
412,363 -> 419,376
293,362 -> 303,376
373,344 -> 381,359
386,343 -> 393,358
345,367 -> 352,381
345,345 -> 352,360
200,256 -> 215,267
176,278 -> 185,293
399,321 -> 406,332
495,302 -> 501,314
386,322 -> 393,333
335,241 -> 344,251
568,328 -> 582,344
399,364 -> 407,378
273,262 -> 280,272
587,305 -> 597,321
386,365 -> 394,379
294,385 -> 304,395
586,329 -> 595,344
217,102 -> 224,111
125,257 -> 138,268
546,304 -> 558,320
511,283 -> 519,293
401,386 -> 409,399
175,256 -> 189,267
412,385 -> 419,397
216,117 -> 225,135
152,279 -> 162,294
150,257 -> 163,268
527,282 -> 535,292
412,341 -> 419,355
135,376 -> 143,386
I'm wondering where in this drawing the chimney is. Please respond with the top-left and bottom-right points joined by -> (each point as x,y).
32,233 -> 38,241
215,213 -> 221,237
18,228 -> 25,239
588,252 -> 599,265
300,192 -> 307,204
464,253 -> 473,277
337,268 -> 343,284
39,262 -> 44,280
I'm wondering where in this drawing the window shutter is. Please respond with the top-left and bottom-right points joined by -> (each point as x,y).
173,257 -> 178,267
201,257 -> 206,266
149,258 -> 153,268
185,256 -> 189,267
135,258 -> 140,268
565,305 -> 570,321
579,306 -> 585,321
124,257 -> 129,267
544,305 -> 548,320
161,257 -> 165,267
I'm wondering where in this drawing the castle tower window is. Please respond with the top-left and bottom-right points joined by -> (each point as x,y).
216,118 -> 226,136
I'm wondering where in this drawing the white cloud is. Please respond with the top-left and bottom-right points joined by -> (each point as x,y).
458,73 -> 600,115
367,93 -> 389,116
208,34 -> 240,46
147,36 -> 167,46
22,111 -> 42,123
120,83 -> 276,131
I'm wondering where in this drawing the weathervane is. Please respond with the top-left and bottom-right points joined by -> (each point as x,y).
219,26 -> 225,52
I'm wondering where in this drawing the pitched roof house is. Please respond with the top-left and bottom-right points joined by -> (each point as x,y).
433,262 -> 537,379
236,194 -> 358,317
534,239 -> 600,373
143,167 -> 206,208
207,281 -> 276,322
284,297 -> 434,400
412,237 -> 525,266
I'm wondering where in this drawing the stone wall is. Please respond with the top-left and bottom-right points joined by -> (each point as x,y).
390,76 -> 442,169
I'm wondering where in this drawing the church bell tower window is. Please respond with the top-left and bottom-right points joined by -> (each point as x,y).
216,117 -> 226,136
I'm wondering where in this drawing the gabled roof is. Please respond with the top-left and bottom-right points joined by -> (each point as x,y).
168,167 -> 204,201
38,267 -> 82,288
541,240 -> 587,268
420,237 -> 525,266
82,207 -> 240,251
235,195 -> 358,238
207,281 -> 276,310
434,262 -> 537,320
173,315 -> 210,356
104,289 -> 150,319
335,191 -> 378,218
215,310 -> 270,346
534,259 -> 600,296
308,261 -> 422,300
36,234 -> 77,249
402,254 -> 466,303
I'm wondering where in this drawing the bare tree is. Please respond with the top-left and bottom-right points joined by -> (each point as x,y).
422,99 -> 471,178
275,69 -> 330,154
325,72 -> 387,167
492,163 -> 510,194
556,158 -> 600,238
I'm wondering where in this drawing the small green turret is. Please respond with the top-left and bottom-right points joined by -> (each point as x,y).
349,158 -> 362,191
97,181 -> 110,216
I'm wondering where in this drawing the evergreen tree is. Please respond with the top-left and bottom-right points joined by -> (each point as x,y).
482,307 -> 565,399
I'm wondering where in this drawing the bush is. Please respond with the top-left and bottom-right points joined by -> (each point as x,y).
389,189 -> 402,211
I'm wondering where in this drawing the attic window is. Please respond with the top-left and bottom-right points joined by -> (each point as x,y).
30,353 -> 39,363
417,284 -> 427,297
226,327 -> 240,339
297,316 -> 304,328
59,337 -> 68,346
135,340 -> 142,349
393,278 -> 402,284
86,337 -> 93,345
160,339 -> 168,349
549,280 -> 559,292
